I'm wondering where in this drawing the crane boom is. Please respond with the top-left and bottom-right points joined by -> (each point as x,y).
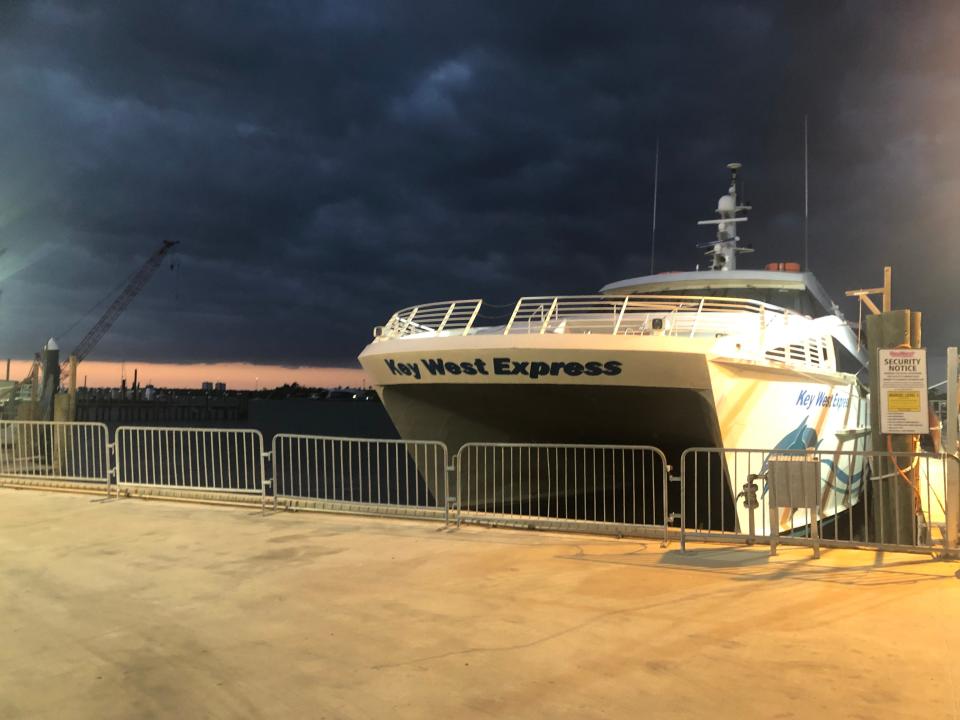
70,239 -> 180,364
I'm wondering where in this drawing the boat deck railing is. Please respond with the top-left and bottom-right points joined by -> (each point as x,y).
376,294 -> 802,341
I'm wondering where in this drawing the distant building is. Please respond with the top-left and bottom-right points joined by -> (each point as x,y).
201,381 -> 213,392
214,382 -> 226,394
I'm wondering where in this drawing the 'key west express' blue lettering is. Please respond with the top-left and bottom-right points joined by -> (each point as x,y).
795,389 -> 849,410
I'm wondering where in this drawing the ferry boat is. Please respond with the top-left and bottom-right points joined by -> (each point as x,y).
359,163 -> 871,531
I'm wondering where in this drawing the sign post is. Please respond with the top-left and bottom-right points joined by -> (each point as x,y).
946,347 -> 958,556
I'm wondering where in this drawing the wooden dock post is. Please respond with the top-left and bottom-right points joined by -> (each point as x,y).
849,266 -> 923,545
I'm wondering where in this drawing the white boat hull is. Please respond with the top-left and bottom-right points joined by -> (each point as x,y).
360,333 -> 870,532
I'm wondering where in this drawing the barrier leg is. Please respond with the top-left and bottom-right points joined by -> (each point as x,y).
812,507 -> 820,560
769,505 -> 778,557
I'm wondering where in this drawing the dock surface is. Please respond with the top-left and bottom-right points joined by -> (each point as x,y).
1,488 -> 958,719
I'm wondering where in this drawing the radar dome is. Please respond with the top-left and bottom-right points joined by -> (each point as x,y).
717,194 -> 735,213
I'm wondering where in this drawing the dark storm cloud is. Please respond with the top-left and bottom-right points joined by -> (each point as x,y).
0,1 -> 958,370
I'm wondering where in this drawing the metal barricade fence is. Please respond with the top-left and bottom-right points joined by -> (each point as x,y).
0,420 -> 110,486
456,443 -> 670,540
115,426 -> 267,500
679,447 -> 957,554
6,420 -> 957,558
271,434 -> 450,520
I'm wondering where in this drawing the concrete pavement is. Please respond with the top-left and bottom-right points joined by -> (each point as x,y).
0,488 -> 958,719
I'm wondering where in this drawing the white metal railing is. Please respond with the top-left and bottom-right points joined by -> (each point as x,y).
379,299 -> 483,339
376,294 -> 835,370
1,421 -> 958,555
381,295 -> 790,340
456,442 -> 670,540
678,447 -> 956,555
0,421 -> 110,485
272,434 -> 450,518
114,427 -> 267,499
503,295 -> 778,338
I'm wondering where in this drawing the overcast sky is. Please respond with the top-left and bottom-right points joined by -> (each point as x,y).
0,1 -> 958,370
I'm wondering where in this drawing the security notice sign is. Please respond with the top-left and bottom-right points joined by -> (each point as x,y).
878,348 -> 929,434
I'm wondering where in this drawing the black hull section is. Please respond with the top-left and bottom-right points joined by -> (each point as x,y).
380,384 -> 722,465
380,384 -> 732,525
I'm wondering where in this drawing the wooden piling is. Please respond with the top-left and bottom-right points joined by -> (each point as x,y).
865,309 -> 922,545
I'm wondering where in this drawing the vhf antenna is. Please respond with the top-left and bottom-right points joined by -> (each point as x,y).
650,138 -> 659,275
803,114 -> 809,271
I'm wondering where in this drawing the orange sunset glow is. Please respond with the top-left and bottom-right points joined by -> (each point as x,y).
3,359 -> 367,390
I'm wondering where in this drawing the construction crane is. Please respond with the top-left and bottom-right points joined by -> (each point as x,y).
1,240 -> 178,414
64,239 -> 180,373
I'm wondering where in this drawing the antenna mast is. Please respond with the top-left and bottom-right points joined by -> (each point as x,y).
696,163 -> 753,271
650,138 -> 659,275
